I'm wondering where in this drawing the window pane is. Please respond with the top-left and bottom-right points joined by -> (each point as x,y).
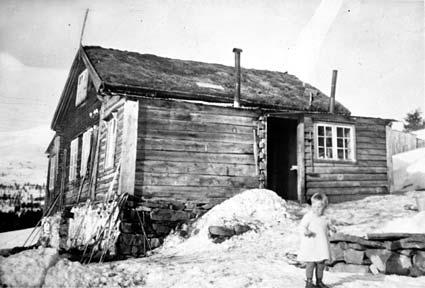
344,128 -> 351,138
337,138 -> 343,148
337,127 -> 343,137
318,147 -> 325,158
326,148 -> 333,158
318,126 -> 324,136
344,139 -> 349,147
326,137 -> 333,147
326,126 -> 332,137
318,137 -> 324,146
337,149 -> 344,159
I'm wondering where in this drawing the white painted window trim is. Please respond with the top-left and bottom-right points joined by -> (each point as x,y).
314,122 -> 356,161
75,69 -> 89,106
69,137 -> 79,181
48,154 -> 57,190
105,114 -> 117,169
80,128 -> 92,177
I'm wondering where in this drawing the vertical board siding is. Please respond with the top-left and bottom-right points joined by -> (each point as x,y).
135,98 -> 259,203
305,116 -> 389,202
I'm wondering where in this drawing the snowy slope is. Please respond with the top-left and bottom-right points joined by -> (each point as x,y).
0,126 -> 53,185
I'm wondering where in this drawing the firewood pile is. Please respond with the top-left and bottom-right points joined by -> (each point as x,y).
328,233 -> 425,276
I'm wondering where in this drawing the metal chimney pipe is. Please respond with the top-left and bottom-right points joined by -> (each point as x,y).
233,48 -> 243,108
329,70 -> 338,113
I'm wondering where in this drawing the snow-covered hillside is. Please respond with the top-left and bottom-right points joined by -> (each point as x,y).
0,126 -> 53,185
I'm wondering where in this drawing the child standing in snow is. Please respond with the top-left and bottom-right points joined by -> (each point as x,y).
298,192 -> 335,288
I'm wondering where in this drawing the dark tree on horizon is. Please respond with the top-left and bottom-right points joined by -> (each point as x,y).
403,108 -> 425,132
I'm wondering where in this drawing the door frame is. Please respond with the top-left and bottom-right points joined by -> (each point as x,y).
265,113 -> 305,203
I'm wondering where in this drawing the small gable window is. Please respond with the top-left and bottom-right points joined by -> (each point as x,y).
76,69 -> 89,106
314,123 -> 356,161
105,114 -> 117,169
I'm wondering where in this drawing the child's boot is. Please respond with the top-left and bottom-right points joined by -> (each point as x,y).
316,280 -> 329,288
305,279 -> 315,288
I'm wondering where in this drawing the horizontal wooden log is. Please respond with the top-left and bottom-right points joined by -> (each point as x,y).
306,166 -> 387,174
356,149 -> 387,156
355,125 -> 386,133
138,117 -> 254,135
356,142 -> 386,150
137,150 -> 255,165
306,173 -> 387,182
356,130 -> 386,139
139,108 -> 256,127
137,138 -> 253,154
305,159 -> 387,167
356,136 -> 386,144
136,160 -> 256,176
134,185 -> 246,201
135,172 -> 259,188
137,129 -> 253,144
306,187 -> 388,195
138,97 -> 258,118
306,180 -> 389,188
353,117 -> 389,125
356,154 -> 387,161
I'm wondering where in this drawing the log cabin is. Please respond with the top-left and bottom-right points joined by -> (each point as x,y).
45,46 -> 393,256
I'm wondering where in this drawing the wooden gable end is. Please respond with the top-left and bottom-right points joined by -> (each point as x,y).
51,48 -> 102,134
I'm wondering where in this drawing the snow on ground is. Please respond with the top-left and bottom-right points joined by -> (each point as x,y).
0,227 -> 39,249
327,191 -> 425,236
393,147 -> 425,191
1,189 -> 425,287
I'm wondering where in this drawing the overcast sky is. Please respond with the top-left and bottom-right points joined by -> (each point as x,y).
0,0 -> 423,133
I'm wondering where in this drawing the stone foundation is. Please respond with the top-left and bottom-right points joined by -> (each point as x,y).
328,233 -> 425,276
58,195 -> 210,261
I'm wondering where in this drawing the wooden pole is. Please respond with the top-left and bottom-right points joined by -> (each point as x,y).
79,9 -> 89,45
297,120 -> 305,203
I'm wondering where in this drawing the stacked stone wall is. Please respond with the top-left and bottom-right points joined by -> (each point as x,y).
328,233 -> 425,276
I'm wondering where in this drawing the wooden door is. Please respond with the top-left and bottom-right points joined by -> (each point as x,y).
267,117 -> 298,200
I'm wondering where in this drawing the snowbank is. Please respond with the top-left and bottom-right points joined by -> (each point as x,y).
327,191 -> 423,236
393,147 -> 425,191
379,211 -> 425,234
160,189 -> 291,254
0,247 -> 58,287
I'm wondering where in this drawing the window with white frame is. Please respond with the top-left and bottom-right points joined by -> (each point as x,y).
69,137 -> 79,181
75,69 -> 89,106
48,154 -> 57,191
80,128 -> 92,178
105,115 -> 117,169
315,123 -> 356,161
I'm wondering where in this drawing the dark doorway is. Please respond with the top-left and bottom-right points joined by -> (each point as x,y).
267,117 -> 298,200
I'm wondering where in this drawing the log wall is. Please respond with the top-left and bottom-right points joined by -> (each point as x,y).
305,116 -> 390,202
135,98 -> 259,204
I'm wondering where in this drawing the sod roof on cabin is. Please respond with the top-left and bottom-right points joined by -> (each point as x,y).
83,46 -> 350,114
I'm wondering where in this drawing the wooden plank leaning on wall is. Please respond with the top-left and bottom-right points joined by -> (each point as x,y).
119,99 -> 139,196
